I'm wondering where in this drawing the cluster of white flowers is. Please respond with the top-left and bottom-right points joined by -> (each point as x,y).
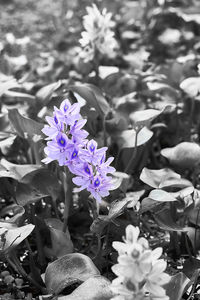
79,4 -> 118,62
110,225 -> 170,300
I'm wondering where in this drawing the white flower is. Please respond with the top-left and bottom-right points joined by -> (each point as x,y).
110,225 -> 170,300
79,4 -> 118,62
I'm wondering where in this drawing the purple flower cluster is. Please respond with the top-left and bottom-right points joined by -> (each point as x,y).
42,99 -> 115,202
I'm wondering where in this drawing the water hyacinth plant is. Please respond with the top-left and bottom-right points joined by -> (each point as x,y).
42,98 -> 115,202
79,4 -> 118,62
111,225 -> 170,300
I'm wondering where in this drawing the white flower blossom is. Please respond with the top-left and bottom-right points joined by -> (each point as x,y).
79,4 -> 118,62
110,225 -> 170,300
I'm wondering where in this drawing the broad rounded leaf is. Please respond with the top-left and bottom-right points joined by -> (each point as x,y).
180,77 -> 200,97
58,276 -> 112,300
45,253 -> 100,294
16,182 -> 48,206
140,198 -> 163,213
99,66 -> 119,79
161,142 -> 200,168
36,81 -> 62,104
130,109 -> 161,128
154,209 -> 188,232
149,189 -> 177,202
0,224 -> 35,254
0,158 -> 41,181
3,90 -> 35,103
44,218 -> 73,258
117,127 -> 153,149
0,79 -> 20,97
8,109 -> 43,139
110,172 -> 130,193
20,168 -> 61,201
183,257 -> 200,279
140,167 -> 180,188
164,272 -> 190,300
70,84 -> 110,116
159,178 -> 193,189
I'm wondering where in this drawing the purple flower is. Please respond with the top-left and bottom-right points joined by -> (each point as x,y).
42,133 -> 71,166
80,139 -> 107,165
42,98 -> 116,202
87,175 -> 113,202
42,111 -> 63,140
57,100 -> 81,126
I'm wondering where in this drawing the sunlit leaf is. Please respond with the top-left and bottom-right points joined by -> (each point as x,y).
130,109 -> 161,128
180,77 -> 200,97
0,224 -> 35,255
45,253 -> 100,294
99,66 -> 119,79
149,189 -> 177,202
0,79 -> 20,97
161,142 -> 200,168
140,167 -> 180,189
117,127 -> 153,149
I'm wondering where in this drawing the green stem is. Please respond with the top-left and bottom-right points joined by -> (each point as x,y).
124,129 -> 139,173
30,204 -> 46,266
62,168 -> 73,232
102,116 -> 107,147
194,207 -> 200,254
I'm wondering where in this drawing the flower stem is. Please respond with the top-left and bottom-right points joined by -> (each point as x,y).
62,167 -> 73,232
124,129 -> 139,173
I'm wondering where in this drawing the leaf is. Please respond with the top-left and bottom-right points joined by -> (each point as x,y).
8,109 -> 43,139
0,79 -> 20,97
161,142 -> 200,169
44,218 -> 73,258
117,127 -> 153,149
183,257 -> 200,279
130,109 -> 161,128
149,189 -> 177,202
0,224 -> 35,255
45,253 -> 100,294
180,77 -> 200,97
140,167 -> 180,188
99,66 -> 119,79
91,194 -> 140,235
20,168 -> 61,202
36,81 -> 62,104
159,178 -> 193,190
16,182 -> 48,206
58,276 -> 112,300
0,205 -> 25,226
185,227 -> 200,249
140,197 -> 163,213
164,272 -> 190,300
70,84 -> 110,116
3,90 -> 35,103
154,209 -> 188,232
110,172 -> 130,193
0,158 -> 41,181
146,81 -> 178,93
